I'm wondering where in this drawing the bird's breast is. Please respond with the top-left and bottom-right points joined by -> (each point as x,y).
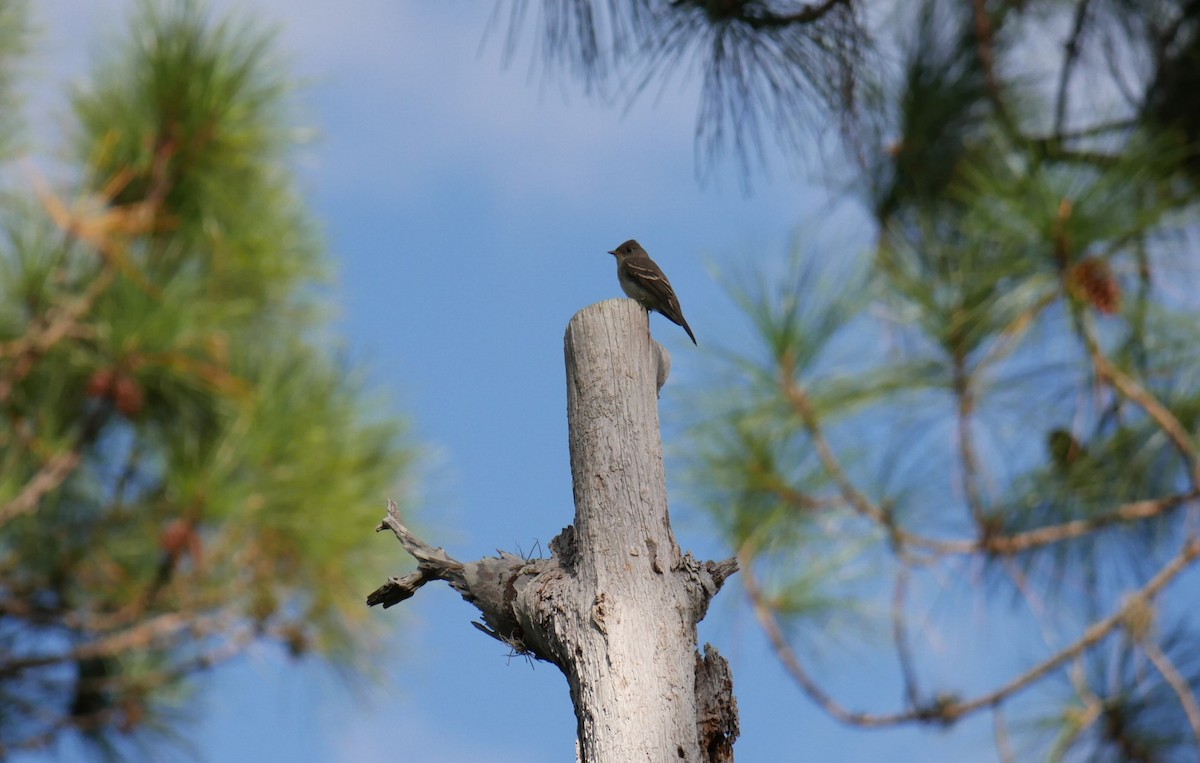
617,270 -> 655,307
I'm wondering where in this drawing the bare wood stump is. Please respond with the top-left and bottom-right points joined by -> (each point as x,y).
369,299 -> 738,763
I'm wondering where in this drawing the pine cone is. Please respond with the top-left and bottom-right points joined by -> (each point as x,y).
1067,257 -> 1121,314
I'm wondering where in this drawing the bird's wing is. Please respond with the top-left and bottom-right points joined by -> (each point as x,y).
621,256 -> 697,344
622,257 -> 680,310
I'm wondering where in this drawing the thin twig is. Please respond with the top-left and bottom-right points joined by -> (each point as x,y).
999,556 -> 1058,649
983,491 -> 1198,554
0,400 -> 116,528
0,266 -> 114,403
953,355 -> 989,528
779,372 -> 887,526
1053,0 -> 1093,139
743,538 -> 1200,726
0,612 -> 221,675
891,564 -> 921,708
740,548 -> 911,726
942,538 -> 1200,719
1081,321 -> 1199,488
971,0 -> 1002,109
993,706 -> 1016,763
0,450 -> 83,527
1142,639 -> 1200,749
975,291 -> 1059,374
780,364 -> 1196,557
892,489 -> 1196,557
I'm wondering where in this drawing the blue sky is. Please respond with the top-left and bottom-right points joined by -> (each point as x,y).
27,2 -> 1007,761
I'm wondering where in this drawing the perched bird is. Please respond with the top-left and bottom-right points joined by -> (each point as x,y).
607,239 -> 697,344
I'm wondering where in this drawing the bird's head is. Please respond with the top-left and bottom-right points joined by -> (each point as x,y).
608,239 -> 642,259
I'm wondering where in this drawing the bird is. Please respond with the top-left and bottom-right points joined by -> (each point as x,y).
607,239 -> 696,344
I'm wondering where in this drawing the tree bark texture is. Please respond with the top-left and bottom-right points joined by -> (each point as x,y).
368,299 -> 738,763
556,299 -> 719,761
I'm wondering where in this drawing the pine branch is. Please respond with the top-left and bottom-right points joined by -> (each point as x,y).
953,355 -> 989,529
1142,639 -> 1200,750
891,565 -> 921,709
993,707 -> 1016,763
777,362 -> 1199,558
0,612 -> 228,676
0,450 -> 83,527
676,0 -> 853,29
778,368 -> 887,527
1081,320 -> 1200,489
744,537 -> 1200,727
1053,0 -> 1094,139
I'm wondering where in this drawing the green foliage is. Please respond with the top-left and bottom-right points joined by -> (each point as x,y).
0,1 -> 414,755
493,0 -> 865,180
71,0 -> 319,307
872,0 -> 995,222
664,0 -> 1200,758
1043,628 -> 1200,762
683,248 -> 885,622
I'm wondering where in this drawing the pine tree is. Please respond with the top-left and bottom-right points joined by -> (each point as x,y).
0,1 -> 414,756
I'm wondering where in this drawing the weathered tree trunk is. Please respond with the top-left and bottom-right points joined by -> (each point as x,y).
553,298 -> 723,761
368,298 -> 738,762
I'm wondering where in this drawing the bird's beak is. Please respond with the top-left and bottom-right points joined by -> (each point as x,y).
607,249 -> 617,256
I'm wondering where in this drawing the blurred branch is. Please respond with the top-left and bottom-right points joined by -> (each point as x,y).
0,450 -> 83,527
993,707 -> 1015,763
983,491 -> 1200,554
916,492 -> 1196,555
1080,320 -> 1200,489
953,356 -> 989,528
778,366 -> 887,526
32,164 -> 162,293
0,618 -> 260,757
1053,0 -> 1093,139
498,0 -> 866,179
0,266 -> 113,403
779,355 -> 1197,558
970,0 -> 1001,106
891,564 -> 921,709
975,291 -> 1059,375
932,537 -> 1200,720
744,530 -> 1200,727
0,611 -> 227,676
0,259 -> 115,527
740,546 -> 913,726
0,2 -> 419,753
675,0 -> 852,28
1142,639 -> 1200,749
